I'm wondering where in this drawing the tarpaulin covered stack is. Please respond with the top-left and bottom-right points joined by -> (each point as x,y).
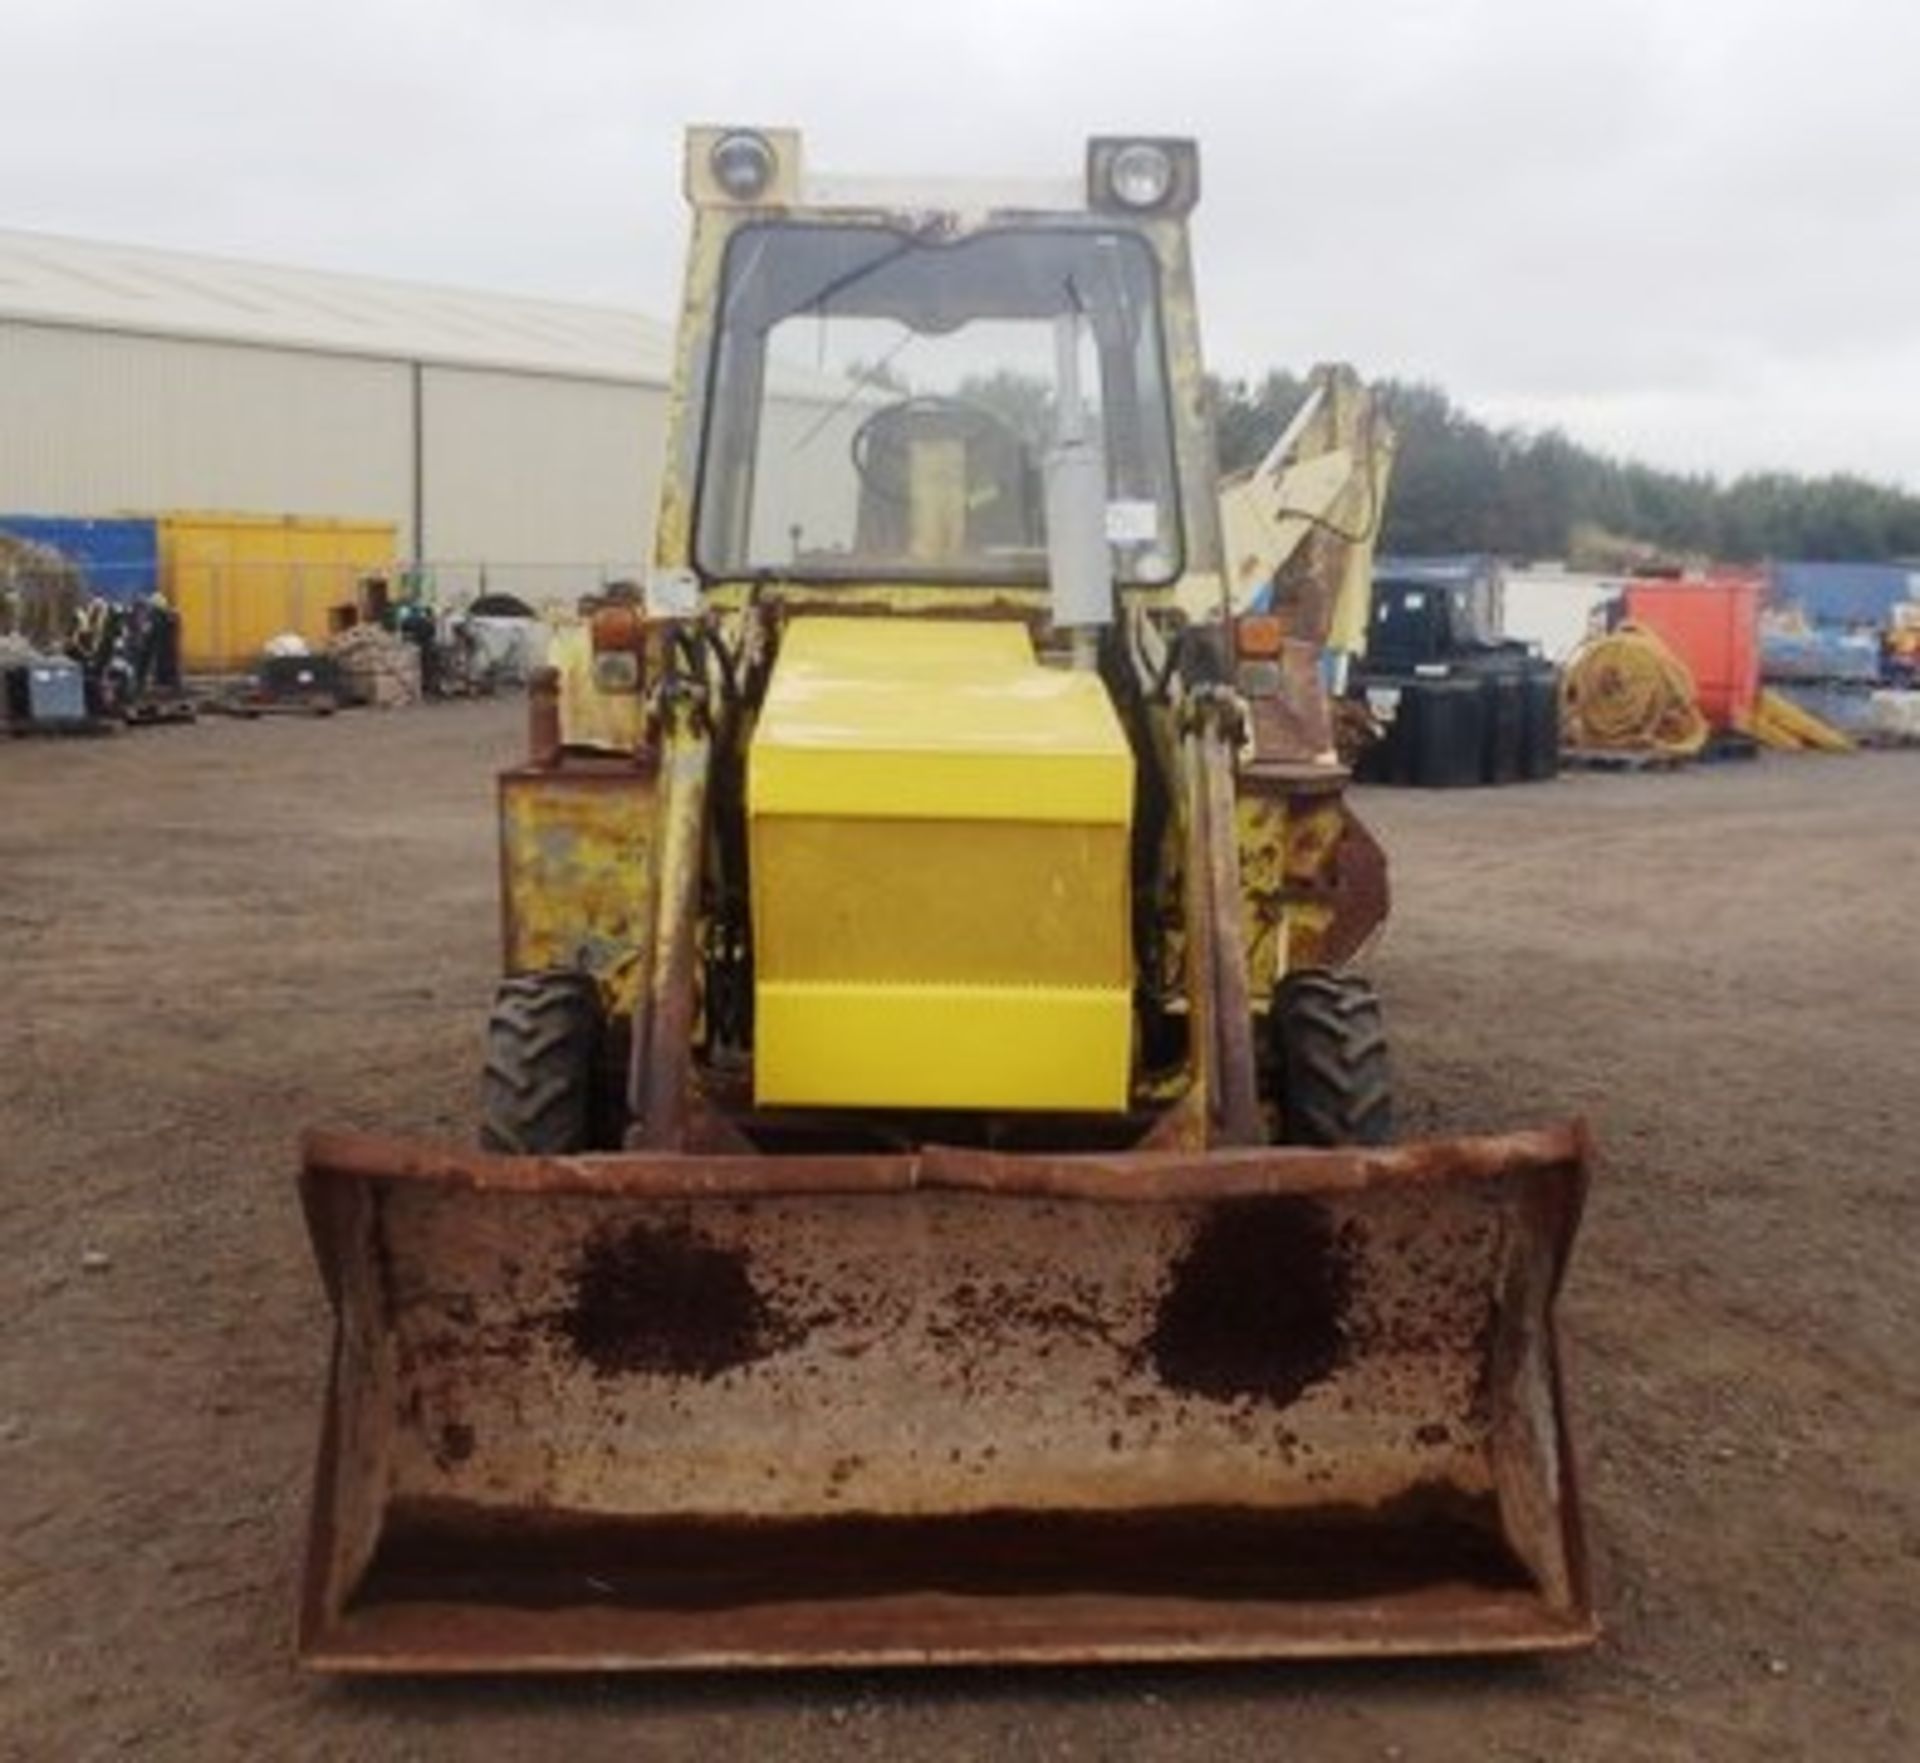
1763,562 -> 1920,743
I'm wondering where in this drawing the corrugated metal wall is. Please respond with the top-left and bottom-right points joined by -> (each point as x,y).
0,321 -> 412,535
418,366 -> 664,604
0,319 -> 676,608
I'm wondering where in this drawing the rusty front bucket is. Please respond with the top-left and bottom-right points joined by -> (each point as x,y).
296,1124 -> 1595,1671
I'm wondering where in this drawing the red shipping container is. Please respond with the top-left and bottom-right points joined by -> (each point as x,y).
1623,576 -> 1763,729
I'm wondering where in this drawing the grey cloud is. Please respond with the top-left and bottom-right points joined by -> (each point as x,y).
3,0 -> 1915,485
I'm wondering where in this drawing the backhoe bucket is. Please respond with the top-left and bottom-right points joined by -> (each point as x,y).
297,1123 -> 1594,1671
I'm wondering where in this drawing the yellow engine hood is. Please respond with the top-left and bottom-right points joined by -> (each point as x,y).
747,618 -> 1135,1111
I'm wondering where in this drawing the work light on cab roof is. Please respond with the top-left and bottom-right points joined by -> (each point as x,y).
707,130 -> 778,202
686,125 -> 1198,216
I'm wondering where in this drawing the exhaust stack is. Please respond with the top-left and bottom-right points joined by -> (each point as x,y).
1045,310 -> 1112,668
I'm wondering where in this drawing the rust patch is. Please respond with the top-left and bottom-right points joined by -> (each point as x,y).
357,1490 -> 1531,1616
555,1223 -> 799,1379
1146,1198 -> 1355,1405
929,1277 -> 1114,1353
921,1275 -> 1118,1399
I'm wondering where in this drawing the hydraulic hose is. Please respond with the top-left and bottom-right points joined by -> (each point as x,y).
1560,621 -> 1710,756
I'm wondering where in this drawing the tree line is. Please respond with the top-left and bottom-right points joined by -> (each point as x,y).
1213,371 -> 1920,566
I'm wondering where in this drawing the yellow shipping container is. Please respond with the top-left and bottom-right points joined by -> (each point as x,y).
159,513 -> 398,671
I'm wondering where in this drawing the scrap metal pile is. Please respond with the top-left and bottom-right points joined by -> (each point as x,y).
326,622 -> 421,707
2,536 -> 192,734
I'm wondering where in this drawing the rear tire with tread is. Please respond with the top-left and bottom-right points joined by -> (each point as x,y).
1270,969 -> 1394,1147
480,970 -> 603,1154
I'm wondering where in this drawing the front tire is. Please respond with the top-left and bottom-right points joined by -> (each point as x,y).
1270,969 -> 1394,1146
480,970 -> 604,1153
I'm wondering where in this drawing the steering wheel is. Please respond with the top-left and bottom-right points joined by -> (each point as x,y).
848,395 -> 1029,507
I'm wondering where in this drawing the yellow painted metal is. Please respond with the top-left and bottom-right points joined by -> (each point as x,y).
1236,790 -> 1292,1000
1236,789 -> 1335,997
547,621 -> 647,753
750,619 -> 1132,824
1746,685 -> 1855,753
158,512 -> 396,672
1215,365 -> 1395,651
756,817 -> 1128,987
749,618 -> 1133,1110
499,765 -> 656,1020
756,983 -> 1132,1111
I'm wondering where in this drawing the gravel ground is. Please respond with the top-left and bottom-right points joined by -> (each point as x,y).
2,699 -> 1915,1760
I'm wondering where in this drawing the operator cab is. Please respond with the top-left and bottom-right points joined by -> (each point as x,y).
697,223 -> 1181,585
670,129 -> 1215,616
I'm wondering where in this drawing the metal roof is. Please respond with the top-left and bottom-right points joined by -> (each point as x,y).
0,225 -> 679,385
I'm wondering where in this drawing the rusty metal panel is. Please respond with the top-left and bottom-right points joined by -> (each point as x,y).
1236,640 -> 1340,767
498,763 -> 656,1019
1289,797 -> 1388,971
297,1124 -> 1593,1670
1237,787 -> 1390,988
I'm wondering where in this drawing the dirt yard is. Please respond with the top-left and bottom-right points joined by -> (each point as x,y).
3,701 -> 1915,1761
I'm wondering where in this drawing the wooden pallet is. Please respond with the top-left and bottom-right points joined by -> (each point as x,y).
1560,746 -> 1691,773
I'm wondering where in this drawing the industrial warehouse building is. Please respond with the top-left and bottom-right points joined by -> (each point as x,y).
0,225 -> 682,608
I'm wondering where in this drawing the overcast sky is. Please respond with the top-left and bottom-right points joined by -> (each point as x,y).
7,0 -> 1918,487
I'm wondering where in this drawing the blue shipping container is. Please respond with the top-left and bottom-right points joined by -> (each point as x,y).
0,515 -> 159,602
1769,561 -> 1918,630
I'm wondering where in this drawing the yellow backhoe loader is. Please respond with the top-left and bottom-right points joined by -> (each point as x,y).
297,129 -> 1593,1672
